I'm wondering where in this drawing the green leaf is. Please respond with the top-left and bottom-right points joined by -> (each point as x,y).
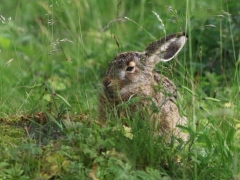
176,125 -> 194,141
199,134 -> 212,151
0,162 -> 9,171
226,127 -> 236,145
55,93 -> 72,108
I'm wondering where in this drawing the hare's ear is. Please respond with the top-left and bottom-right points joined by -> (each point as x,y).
145,32 -> 187,64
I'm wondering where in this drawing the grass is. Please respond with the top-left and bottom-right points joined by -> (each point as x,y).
0,0 -> 240,179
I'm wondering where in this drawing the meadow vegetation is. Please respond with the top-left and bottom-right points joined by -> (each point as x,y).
0,0 -> 240,179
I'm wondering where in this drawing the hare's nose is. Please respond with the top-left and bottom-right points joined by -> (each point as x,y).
103,77 -> 112,87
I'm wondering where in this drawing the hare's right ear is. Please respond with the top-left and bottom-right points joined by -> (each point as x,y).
145,32 -> 187,65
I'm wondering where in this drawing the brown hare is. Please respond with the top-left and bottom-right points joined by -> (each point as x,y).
99,32 -> 187,140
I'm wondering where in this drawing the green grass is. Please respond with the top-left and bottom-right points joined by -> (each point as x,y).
0,0 -> 240,179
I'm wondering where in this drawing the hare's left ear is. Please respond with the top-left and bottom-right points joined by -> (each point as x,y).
145,32 -> 187,64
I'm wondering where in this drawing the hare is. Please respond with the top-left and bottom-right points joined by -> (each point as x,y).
99,32 -> 187,140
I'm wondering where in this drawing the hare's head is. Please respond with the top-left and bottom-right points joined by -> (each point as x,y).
102,32 -> 187,101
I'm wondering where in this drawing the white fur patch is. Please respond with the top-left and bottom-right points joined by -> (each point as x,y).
160,37 -> 177,52
160,36 -> 187,62
119,70 -> 125,80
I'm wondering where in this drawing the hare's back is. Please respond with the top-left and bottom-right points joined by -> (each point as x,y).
153,72 -> 177,98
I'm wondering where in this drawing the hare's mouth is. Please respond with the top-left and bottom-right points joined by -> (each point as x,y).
104,86 -> 133,102
105,90 -> 132,102
103,87 -> 119,99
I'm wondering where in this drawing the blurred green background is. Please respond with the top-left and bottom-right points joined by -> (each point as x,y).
0,0 -> 239,117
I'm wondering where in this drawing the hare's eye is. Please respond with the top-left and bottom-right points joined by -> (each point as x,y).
126,66 -> 134,72
126,61 -> 136,72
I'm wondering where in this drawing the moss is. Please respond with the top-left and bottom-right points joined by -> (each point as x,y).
0,124 -> 25,148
